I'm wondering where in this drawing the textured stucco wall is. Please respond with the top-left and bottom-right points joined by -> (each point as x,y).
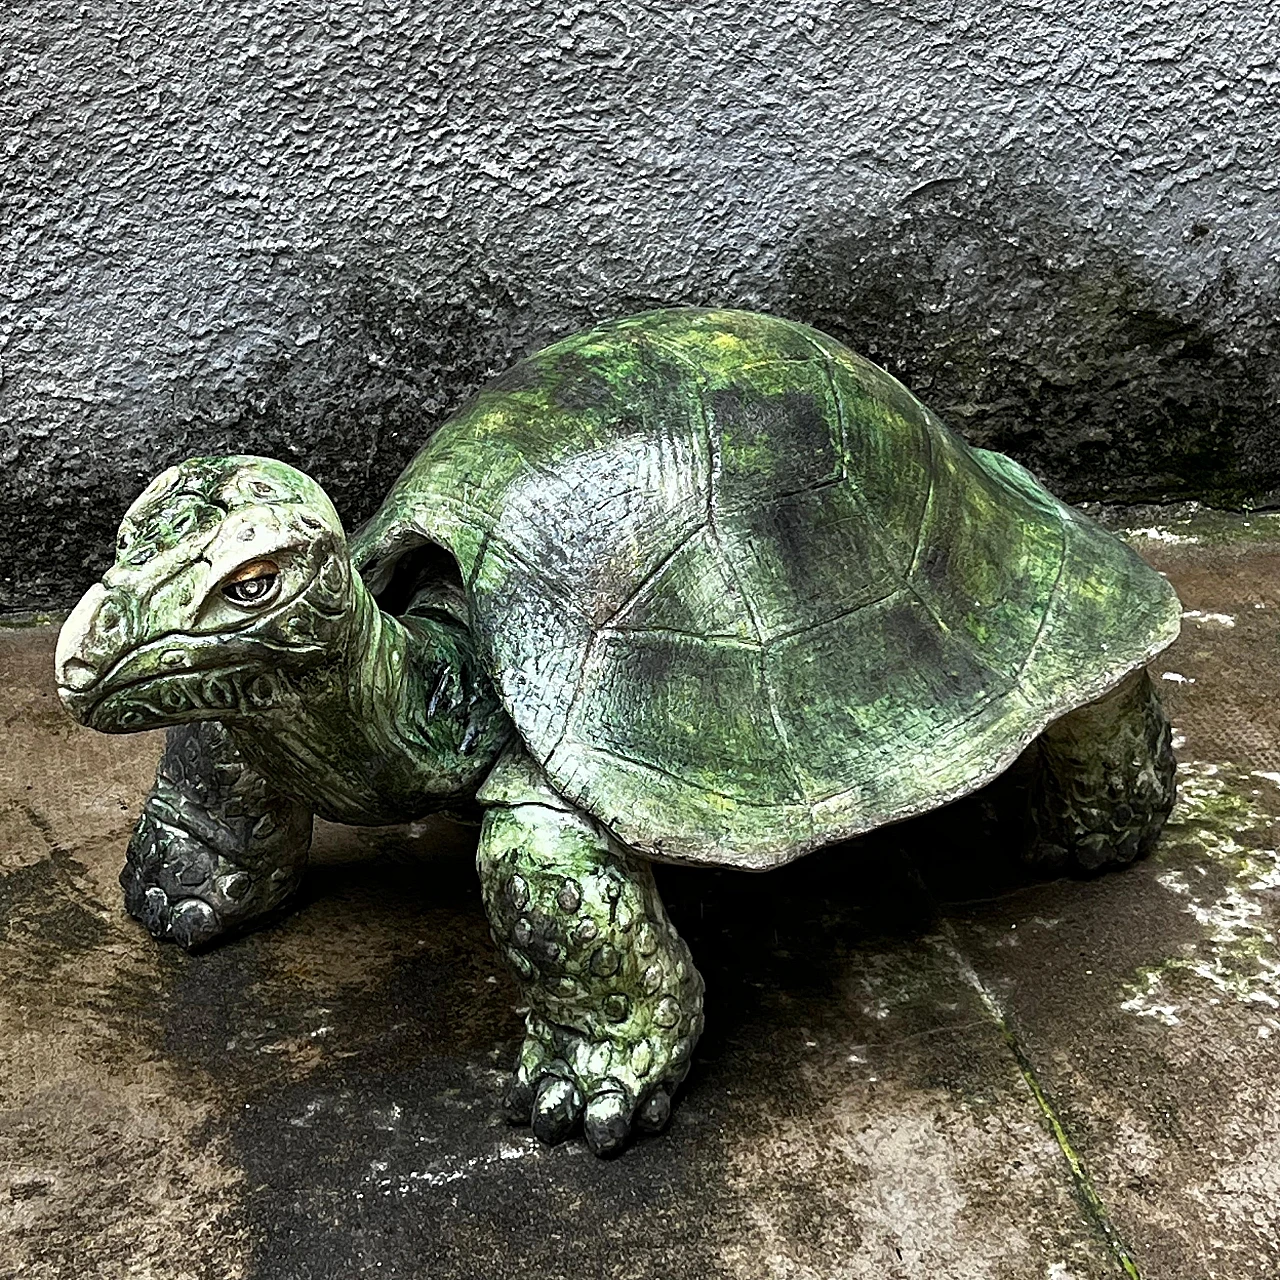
3,0 -> 1278,611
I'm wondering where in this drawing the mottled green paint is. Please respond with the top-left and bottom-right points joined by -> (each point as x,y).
476,747 -> 704,1154
353,308 -> 1181,868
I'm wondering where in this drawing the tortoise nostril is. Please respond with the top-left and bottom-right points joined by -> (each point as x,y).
96,599 -> 125,635
81,599 -> 133,661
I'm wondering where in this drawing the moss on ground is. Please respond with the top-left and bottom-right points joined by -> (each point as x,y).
1122,761 -> 1280,1026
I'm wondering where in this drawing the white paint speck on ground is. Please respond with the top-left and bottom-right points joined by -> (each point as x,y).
1182,610 -> 1236,627
1161,672 -> 1195,684
1127,527 -> 1198,544
370,1137 -> 546,1196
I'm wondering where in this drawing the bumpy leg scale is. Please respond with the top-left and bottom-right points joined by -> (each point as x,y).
477,754 -> 704,1156
121,721 -> 313,949
1030,668 -> 1176,872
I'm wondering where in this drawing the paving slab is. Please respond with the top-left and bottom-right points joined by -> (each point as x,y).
3,512 -> 1280,1279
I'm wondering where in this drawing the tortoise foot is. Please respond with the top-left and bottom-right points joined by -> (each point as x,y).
122,804 -> 304,950
120,721 -> 313,952
503,1013 -> 694,1156
478,749 -> 705,1156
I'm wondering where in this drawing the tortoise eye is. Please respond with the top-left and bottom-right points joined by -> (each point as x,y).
221,559 -> 280,608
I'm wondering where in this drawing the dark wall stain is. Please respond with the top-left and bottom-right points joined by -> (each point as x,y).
168,264 -> 531,534
7,2 -> 1280,613
781,179 -> 1280,508
12,194 -> 1279,616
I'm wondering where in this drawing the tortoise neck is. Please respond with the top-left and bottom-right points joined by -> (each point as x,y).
228,576 -> 513,824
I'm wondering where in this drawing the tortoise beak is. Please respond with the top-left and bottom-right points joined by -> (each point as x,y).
55,582 -> 139,722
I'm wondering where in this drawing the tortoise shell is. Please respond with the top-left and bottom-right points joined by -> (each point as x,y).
353,308 -> 1180,869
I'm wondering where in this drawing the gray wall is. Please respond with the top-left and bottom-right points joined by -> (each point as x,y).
4,0 -> 1278,611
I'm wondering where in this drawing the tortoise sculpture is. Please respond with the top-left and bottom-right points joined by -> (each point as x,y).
55,308 -> 1180,1155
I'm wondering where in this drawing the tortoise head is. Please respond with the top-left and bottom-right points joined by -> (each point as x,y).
56,456 -> 355,732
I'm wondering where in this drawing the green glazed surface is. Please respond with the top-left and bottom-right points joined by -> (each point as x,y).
354,308 -> 1181,868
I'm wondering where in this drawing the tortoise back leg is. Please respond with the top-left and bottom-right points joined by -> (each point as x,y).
1028,668 -> 1176,873
477,750 -> 704,1156
121,721 -> 313,949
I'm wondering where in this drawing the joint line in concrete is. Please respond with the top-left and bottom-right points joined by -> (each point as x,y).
908,864 -> 1142,1280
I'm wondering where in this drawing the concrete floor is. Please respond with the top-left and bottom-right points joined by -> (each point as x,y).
3,511 -> 1280,1280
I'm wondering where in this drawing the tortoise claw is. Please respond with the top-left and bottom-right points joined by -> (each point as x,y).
502,1075 -> 536,1125
505,1028 -> 682,1156
124,861 -> 228,951
168,898 -> 221,950
635,1087 -> 672,1134
531,1076 -> 582,1145
583,1089 -> 631,1156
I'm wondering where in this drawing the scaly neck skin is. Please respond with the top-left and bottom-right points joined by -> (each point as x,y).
226,576 -> 514,825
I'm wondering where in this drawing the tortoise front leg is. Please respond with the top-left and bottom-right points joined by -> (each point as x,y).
1028,667 -> 1176,872
477,751 -> 704,1156
121,721 -> 313,949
